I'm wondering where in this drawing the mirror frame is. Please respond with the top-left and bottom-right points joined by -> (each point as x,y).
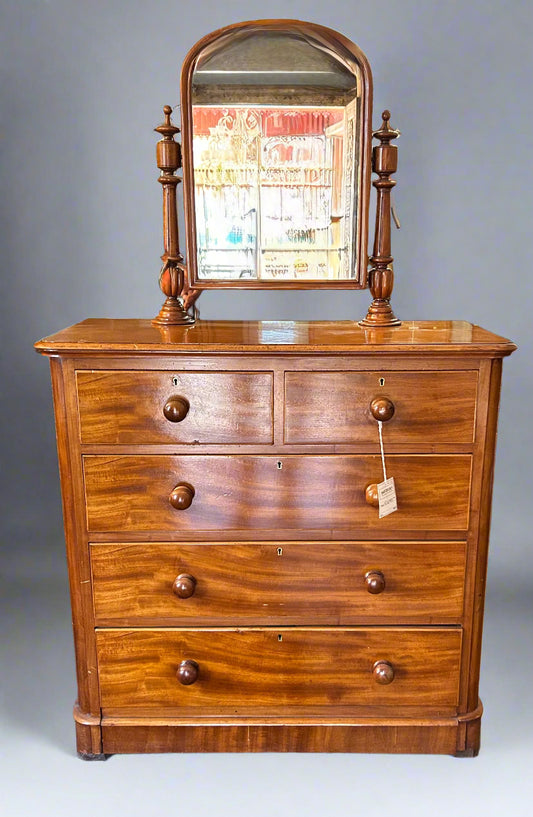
180,19 -> 373,290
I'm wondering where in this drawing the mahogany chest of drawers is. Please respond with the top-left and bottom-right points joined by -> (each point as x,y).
35,318 -> 515,757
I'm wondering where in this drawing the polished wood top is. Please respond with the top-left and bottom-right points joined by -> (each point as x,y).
35,319 -> 516,356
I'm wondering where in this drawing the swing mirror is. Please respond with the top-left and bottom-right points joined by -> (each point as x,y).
180,20 -> 373,289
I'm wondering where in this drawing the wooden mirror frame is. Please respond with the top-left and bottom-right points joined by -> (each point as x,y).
180,19 -> 373,293
153,19 -> 400,327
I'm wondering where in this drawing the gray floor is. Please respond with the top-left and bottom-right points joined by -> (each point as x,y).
2,574 -> 532,817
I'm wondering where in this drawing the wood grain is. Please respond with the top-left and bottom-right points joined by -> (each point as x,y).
90,540 -> 467,626
101,722 -> 462,754
285,370 -> 478,444
466,358 -> 503,711
96,627 -> 462,713
34,319 -> 517,357
49,358 -> 102,757
76,370 -> 273,444
83,454 -> 472,533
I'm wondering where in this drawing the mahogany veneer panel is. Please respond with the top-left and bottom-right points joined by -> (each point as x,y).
91,540 -> 467,625
100,722 -> 461,754
76,370 -> 274,444
285,370 -> 478,444
84,454 -> 472,532
96,627 -> 462,713
35,318 -> 516,356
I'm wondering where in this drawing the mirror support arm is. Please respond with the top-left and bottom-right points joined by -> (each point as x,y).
153,105 -> 198,326
360,110 -> 401,327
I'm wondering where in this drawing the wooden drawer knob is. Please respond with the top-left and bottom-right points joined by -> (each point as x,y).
169,483 -> 195,510
365,483 -> 379,507
172,573 -> 197,599
373,660 -> 395,685
177,659 -> 199,686
370,396 -> 395,422
365,570 -> 386,594
163,395 -> 190,423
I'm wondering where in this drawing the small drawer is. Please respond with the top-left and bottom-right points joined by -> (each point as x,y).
84,454 -> 472,533
91,541 -> 467,626
76,370 -> 274,444
96,627 -> 462,715
284,370 -> 478,444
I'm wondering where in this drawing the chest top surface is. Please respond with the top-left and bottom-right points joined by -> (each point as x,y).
35,319 -> 515,357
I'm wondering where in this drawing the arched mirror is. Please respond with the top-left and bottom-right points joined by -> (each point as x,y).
181,21 -> 373,289
153,20 -> 400,327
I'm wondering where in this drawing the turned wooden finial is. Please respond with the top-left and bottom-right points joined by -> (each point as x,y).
156,105 -> 180,139
375,110 -> 395,141
360,110 -> 401,328
152,105 -> 198,326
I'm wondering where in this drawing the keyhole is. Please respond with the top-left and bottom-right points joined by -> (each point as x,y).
379,377 -> 385,387
277,547 -> 283,556
277,461 -> 283,469
278,634 -> 283,642
172,376 -> 179,386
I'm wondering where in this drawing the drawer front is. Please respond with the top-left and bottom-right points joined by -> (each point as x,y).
285,370 -> 478,444
91,541 -> 467,625
76,370 -> 274,444
84,454 -> 472,532
96,628 -> 462,714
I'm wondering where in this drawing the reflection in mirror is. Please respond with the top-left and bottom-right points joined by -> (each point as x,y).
191,28 -> 362,283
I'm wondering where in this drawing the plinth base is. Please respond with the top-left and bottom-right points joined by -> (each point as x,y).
73,703 -> 484,757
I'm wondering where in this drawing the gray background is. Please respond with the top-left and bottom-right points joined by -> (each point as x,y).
1,0 -> 532,814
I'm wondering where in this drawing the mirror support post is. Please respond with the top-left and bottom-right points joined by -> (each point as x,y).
360,110 -> 401,327
153,106 -> 198,326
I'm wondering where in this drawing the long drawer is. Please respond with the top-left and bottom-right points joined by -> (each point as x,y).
84,454 -> 472,532
76,370 -> 274,444
90,541 -> 467,625
96,627 -> 462,714
285,370 -> 478,444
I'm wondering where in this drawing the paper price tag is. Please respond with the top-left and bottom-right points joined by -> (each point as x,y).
377,477 -> 398,518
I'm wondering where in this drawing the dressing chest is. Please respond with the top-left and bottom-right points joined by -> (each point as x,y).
36,19 -> 516,756
35,318 -> 515,756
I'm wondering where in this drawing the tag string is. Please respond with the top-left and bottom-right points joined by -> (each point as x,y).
378,420 -> 387,481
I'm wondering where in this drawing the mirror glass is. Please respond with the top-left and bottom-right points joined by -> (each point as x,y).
190,27 -> 363,283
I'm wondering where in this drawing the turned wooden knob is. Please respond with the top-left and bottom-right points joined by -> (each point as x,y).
370,396 -> 395,422
177,659 -> 199,685
365,483 -> 379,507
365,570 -> 386,594
172,573 -> 197,599
163,395 -> 190,422
373,660 -> 395,685
169,483 -> 195,510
